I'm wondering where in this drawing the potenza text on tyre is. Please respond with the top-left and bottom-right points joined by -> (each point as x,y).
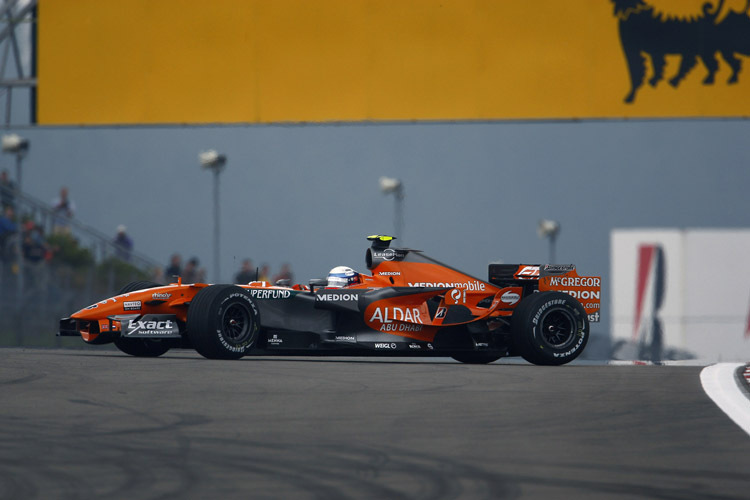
511,291 -> 589,366
187,285 -> 260,360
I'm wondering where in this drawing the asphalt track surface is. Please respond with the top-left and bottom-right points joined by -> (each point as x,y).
1,348 -> 749,500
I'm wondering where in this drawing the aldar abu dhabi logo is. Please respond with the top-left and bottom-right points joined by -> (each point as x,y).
611,0 -> 750,103
632,244 -> 665,361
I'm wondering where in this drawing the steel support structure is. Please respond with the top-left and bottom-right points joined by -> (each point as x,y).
0,0 -> 37,127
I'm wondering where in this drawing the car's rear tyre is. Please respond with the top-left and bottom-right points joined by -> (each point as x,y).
187,285 -> 259,360
113,281 -> 171,357
451,352 -> 502,364
511,291 -> 589,366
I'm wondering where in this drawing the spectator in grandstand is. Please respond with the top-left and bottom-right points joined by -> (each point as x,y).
195,266 -> 207,283
151,266 -> 165,284
234,258 -> 255,283
22,221 -> 48,261
113,224 -> 133,261
0,205 -> 18,262
22,221 -> 50,290
51,187 -> 76,234
183,257 -> 200,283
0,169 -> 15,210
273,262 -> 294,284
165,253 -> 182,280
259,263 -> 271,283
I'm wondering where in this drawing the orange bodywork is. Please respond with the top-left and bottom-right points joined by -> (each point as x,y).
69,241 -> 601,345
71,282 -> 207,344
538,268 -> 602,322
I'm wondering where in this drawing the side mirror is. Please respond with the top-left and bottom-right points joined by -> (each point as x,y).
308,278 -> 328,293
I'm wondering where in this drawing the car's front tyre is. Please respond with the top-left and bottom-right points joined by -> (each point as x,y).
113,336 -> 171,357
113,281 -> 171,357
187,285 -> 260,360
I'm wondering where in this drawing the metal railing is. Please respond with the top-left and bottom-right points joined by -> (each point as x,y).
1,185 -> 160,270
0,183 -> 161,347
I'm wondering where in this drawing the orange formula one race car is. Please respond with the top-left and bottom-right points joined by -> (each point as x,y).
59,236 -> 601,365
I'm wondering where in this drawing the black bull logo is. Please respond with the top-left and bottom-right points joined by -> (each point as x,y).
612,0 -> 750,103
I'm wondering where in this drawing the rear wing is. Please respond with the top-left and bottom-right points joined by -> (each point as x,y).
489,264 -> 601,322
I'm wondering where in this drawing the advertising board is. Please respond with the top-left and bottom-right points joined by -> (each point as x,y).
611,229 -> 750,361
37,0 -> 750,125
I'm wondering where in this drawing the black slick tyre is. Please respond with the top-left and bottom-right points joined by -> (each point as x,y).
511,291 -> 589,366
187,285 -> 259,360
113,281 -> 171,358
451,352 -> 502,364
119,281 -> 163,295
113,336 -> 171,357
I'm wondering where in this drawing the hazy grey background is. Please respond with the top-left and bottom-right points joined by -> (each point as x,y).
4,118 -> 748,338
2,2 -> 748,341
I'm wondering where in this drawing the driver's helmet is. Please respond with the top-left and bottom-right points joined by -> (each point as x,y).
327,266 -> 361,288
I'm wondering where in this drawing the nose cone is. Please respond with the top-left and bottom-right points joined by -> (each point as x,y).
72,298 -> 122,320
71,285 -> 183,320
72,290 -> 151,319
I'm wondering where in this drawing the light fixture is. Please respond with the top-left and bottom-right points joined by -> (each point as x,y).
1,133 -> 29,155
379,176 -> 402,194
199,150 -> 226,170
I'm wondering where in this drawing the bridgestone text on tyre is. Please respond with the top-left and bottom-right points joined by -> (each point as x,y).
511,291 -> 589,366
187,285 -> 260,360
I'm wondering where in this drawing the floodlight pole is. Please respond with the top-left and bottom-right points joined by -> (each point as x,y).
2,133 -> 28,303
548,231 -> 557,265
537,219 -> 560,265
394,185 -> 404,242
213,167 -> 220,282
379,176 -> 405,242
14,151 -> 23,299
200,151 -> 226,283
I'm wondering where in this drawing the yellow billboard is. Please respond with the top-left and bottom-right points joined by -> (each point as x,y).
37,0 -> 750,125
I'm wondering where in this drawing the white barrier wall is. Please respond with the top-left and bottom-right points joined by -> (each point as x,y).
611,229 -> 750,362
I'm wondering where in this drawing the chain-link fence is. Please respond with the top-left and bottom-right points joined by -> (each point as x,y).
0,185 -> 160,347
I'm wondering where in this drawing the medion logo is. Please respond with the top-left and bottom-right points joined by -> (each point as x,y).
317,293 -> 357,302
612,0 -> 750,103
